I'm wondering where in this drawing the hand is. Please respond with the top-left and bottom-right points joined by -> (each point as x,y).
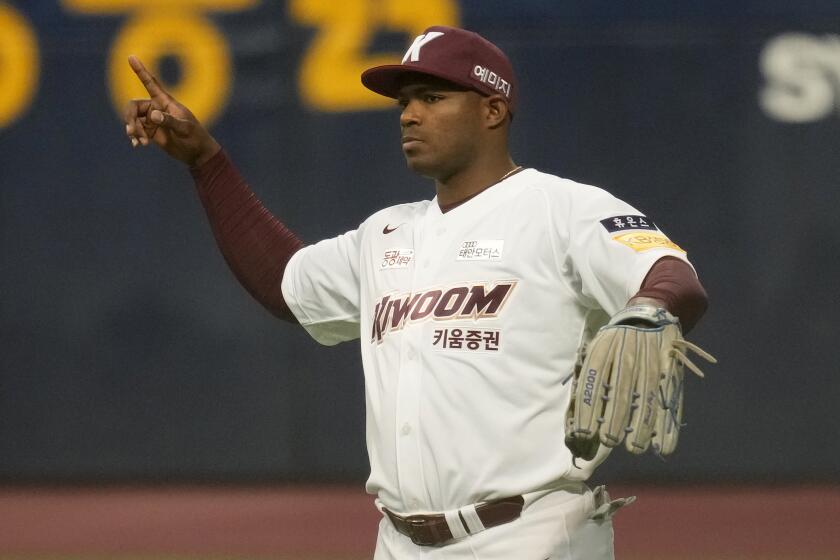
123,55 -> 221,167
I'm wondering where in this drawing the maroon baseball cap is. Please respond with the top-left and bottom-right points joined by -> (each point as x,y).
361,26 -> 517,113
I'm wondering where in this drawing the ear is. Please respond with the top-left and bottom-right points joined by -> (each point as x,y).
484,95 -> 510,129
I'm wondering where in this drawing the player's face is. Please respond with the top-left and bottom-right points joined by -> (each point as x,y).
396,76 -> 486,180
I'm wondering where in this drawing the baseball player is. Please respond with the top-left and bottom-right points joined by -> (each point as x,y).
124,25 -> 714,559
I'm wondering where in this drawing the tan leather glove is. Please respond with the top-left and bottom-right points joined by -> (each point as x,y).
565,304 -> 716,460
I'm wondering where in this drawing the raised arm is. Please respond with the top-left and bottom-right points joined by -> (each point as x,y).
124,56 -> 304,321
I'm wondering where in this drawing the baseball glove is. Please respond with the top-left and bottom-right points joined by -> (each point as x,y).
565,303 -> 716,461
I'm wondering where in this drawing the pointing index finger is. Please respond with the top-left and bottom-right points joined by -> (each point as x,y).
128,55 -> 169,99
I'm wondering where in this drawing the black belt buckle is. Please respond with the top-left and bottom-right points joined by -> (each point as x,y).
404,515 -> 436,546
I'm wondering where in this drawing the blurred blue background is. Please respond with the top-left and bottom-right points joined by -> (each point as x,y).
1,0 -> 838,484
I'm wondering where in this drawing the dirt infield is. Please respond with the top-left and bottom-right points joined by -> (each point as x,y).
0,484 -> 837,559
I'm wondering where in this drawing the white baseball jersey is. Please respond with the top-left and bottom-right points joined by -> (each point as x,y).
281,169 -> 691,514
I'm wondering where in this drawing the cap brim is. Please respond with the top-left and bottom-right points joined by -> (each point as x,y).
361,65 -> 480,99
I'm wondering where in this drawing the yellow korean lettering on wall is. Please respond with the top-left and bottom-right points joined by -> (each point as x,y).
0,4 -> 39,129
62,0 -> 255,12
108,12 -> 230,125
62,0 -> 259,125
290,0 -> 459,112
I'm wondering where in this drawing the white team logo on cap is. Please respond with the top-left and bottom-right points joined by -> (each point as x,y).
402,31 -> 445,63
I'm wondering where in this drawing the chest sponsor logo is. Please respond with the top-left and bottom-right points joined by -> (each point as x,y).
432,327 -> 501,353
611,232 -> 685,253
600,215 -> 657,233
370,280 -> 517,343
457,239 -> 504,261
380,248 -> 414,270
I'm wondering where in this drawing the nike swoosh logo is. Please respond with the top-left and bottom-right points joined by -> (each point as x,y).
382,224 -> 403,234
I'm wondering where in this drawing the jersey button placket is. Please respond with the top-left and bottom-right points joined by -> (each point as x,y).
394,208 -> 437,511
395,340 -> 424,511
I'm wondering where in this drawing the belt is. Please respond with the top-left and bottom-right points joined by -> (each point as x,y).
383,495 -> 525,546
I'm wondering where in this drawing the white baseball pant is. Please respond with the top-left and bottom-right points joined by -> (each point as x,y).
373,483 -> 623,560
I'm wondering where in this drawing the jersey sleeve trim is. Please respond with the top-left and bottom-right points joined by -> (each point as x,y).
625,249 -> 695,300
280,247 -> 315,326
281,249 -> 361,346
280,244 -> 365,328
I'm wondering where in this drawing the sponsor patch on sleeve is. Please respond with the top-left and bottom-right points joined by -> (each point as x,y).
611,232 -> 685,253
600,215 -> 657,233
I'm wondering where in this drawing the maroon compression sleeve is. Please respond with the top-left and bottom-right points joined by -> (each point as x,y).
190,149 -> 304,322
633,256 -> 708,334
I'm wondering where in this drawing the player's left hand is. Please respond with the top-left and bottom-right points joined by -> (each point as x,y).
565,301 -> 717,460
